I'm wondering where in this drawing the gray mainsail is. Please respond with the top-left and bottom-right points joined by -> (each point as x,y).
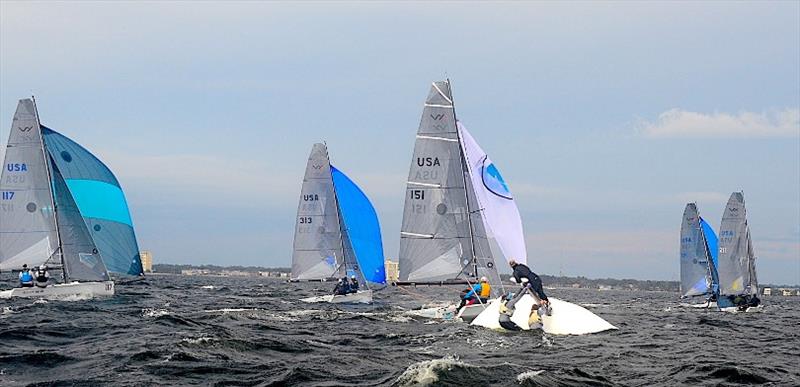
0,99 -> 59,271
291,143 -> 344,280
399,81 -> 476,282
679,203 -> 713,298
717,192 -> 758,296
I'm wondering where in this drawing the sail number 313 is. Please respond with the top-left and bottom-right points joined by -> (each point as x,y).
299,217 -> 313,224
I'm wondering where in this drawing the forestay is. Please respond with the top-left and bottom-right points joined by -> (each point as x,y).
292,143 -> 344,280
42,127 -> 143,277
0,99 -> 59,270
399,81 -> 474,282
717,192 -> 758,296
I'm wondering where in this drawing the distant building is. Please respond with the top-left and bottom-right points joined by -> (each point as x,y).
385,260 -> 399,282
782,289 -> 793,296
763,287 -> 772,296
140,251 -> 153,273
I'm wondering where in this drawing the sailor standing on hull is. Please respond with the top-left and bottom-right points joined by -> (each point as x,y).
507,260 -> 549,309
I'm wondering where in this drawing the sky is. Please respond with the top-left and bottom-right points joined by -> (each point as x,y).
1,1 -> 798,285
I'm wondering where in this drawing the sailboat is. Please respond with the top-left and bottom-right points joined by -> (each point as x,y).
292,143 -> 386,304
715,192 -> 762,312
0,98 -> 142,298
399,80 -> 616,334
679,203 -> 719,308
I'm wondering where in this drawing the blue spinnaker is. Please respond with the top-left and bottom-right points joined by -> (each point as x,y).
330,166 -> 386,285
42,126 -> 143,277
700,217 -> 719,293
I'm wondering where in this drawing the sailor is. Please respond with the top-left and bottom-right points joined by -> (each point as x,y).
35,265 -> 50,288
349,275 -> 359,293
458,277 -> 491,310
18,264 -> 34,287
333,277 -> 350,296
506,259 -> 550,314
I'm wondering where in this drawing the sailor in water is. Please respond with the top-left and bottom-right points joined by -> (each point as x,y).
506,259 -> 550,314
35,265 -> 50,288
333,277 -> 351,296
349,275 -> 359,293
19,264 -> 34,287
458,277 -> 491,310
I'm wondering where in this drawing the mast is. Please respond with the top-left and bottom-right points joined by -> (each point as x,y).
448,79 -> 479,279
325,143 -> 350,281
32,97 -> 68,282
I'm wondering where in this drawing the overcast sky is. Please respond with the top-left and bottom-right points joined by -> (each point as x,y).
1,1 -> 798,285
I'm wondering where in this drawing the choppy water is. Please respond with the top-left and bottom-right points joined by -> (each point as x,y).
1,274 -> 798,386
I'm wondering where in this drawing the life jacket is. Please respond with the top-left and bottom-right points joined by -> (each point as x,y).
20,271 -> 33,283
479,282 -> 491,298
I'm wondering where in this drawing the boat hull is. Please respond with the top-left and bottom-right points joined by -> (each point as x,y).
301,290 -> 373,304
0,281 -> 115,300
471,295 -> 618,335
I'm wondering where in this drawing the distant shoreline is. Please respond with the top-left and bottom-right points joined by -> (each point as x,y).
150,263 -> 799,291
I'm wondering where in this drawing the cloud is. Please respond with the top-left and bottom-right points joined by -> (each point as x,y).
639,108 -> 800,138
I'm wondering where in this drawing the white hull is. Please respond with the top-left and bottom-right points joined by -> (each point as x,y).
689,301 -> 718,309
301,290 -> 372,304
471,295 -> 618,335
404,302 -> 486,322
719,304 -> 764,313
0,281 -> 114,300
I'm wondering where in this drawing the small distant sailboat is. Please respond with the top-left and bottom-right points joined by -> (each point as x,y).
1,98 -> 142,299
293,143 -> 386,304
399,80 -> 616,334
679,203 -> 719,308
715,192 -> 762,312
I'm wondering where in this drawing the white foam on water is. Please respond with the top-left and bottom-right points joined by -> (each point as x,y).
204,308 -> 257,313
516,370 -> 545,382
181,336 -> 215,345
200,285 -> 216,289
142,308 -> 170,317
395,355 -> 469,386
33,299 -> 48,304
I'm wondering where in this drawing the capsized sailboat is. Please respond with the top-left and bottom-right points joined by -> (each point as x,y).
292,143 -> 386,304
0,98 -> 126,299
679,203 -> 719,308
715,192 -> 762,312
399,81 -> 616,334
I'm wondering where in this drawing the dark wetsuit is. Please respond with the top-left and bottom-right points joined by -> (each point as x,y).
333,279 -> 351,296
349,279 -> 359,293
503,263 -> 549,313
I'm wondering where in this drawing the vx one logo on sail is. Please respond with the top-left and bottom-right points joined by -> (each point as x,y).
430,113 -> 445,121
17,125 -> 33,132
481,157 -> 512,199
